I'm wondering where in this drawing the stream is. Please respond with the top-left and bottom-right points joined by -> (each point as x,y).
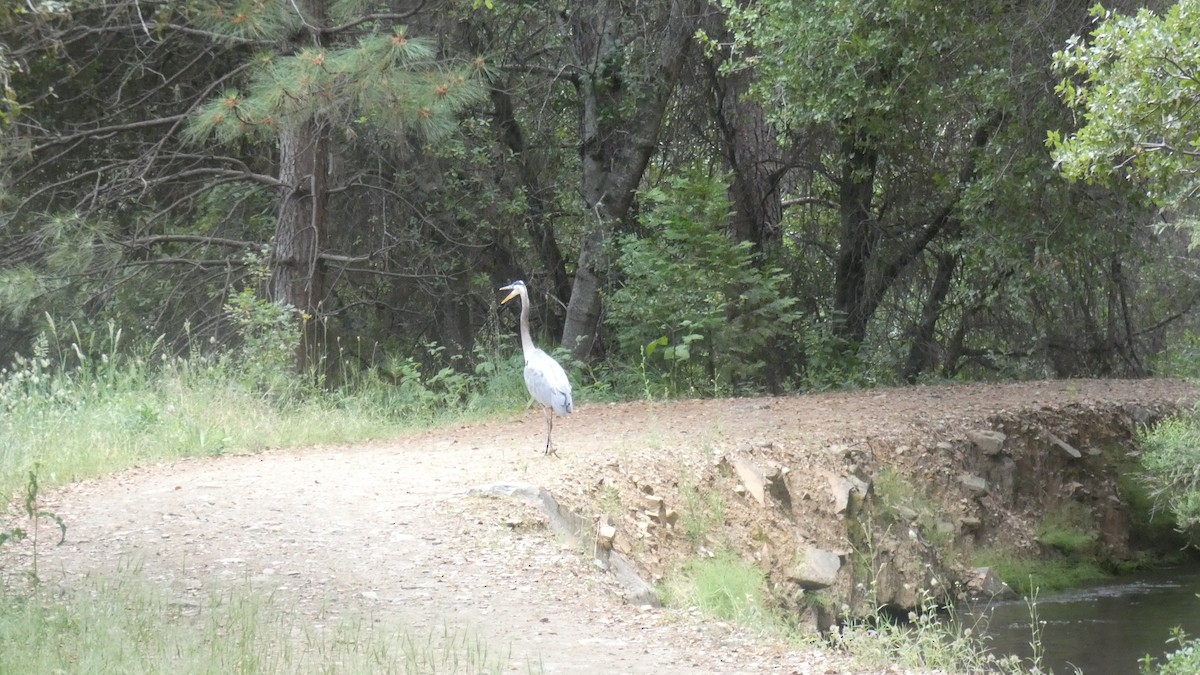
962,567 -> 1200,674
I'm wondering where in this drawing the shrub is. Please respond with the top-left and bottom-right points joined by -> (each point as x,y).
1139,409 -> 1200,548
607,171 -> 800,396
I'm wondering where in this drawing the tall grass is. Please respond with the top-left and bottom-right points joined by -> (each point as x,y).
0,318 -> 530,504
659,552 -> 784,633
0,572 -> 512,674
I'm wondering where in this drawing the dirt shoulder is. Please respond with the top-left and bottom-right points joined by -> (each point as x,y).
6,378 -> 1198,673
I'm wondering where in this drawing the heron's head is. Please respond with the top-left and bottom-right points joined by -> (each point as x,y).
499,280 -> 526,305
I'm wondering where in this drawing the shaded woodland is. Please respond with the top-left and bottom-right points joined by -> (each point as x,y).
2,0 -> 1198,394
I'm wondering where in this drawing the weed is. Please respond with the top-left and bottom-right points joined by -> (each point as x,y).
1141,627 -> 1200,675
659,551 -> 784,634
0,465 -> 66,584
596,484 -> 624,521
832,583 -> 1032,674
873,466 -> 955,554
1035,501 -> 1097,554
678,476 -> 725,546
972,547 -> 1108,595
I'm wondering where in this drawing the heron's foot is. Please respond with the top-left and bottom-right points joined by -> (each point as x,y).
543,444 -> 559,457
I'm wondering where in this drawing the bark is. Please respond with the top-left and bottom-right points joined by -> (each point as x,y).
490,84 -> 570,340
831,134 -> 880,347
559,0 -> 705,361
270,117 -> 330,367
703,22 -> 790,257
832,113 -> 1001,351
901,250 -> 958,382
270,119 -> 328,315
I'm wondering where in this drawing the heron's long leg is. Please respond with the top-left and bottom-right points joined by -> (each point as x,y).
544,406 -> 558,456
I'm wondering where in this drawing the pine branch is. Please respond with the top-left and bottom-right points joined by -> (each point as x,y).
327,5 -> 430,34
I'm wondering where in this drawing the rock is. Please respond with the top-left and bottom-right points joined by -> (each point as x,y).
895,505 -> 919,522
1047,432 -> 1082,459
596,515 -> 618,549
966,429 -> 1007,456
959,473 -> 988,495
960,516 -> 982,531
730,455 -> 790,510
966,567 -> 1017,600
644,494 -> 666,520
790,548 -> 842,589
827,474 -> 855,515
468,481 -> 659,606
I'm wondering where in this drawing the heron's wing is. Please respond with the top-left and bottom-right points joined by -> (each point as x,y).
525,349 -> 573,414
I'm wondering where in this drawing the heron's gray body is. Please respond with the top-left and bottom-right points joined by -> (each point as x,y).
524,348 -> 574,416
500,280 -> 573,455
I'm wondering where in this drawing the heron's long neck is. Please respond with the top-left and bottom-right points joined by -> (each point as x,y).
518,292 -> 536,357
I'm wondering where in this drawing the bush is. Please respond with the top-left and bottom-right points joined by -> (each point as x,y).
1139,408 -> 1200,548
607,171 -> 799,397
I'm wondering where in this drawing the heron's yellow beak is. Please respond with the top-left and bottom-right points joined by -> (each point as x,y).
500,287 -> 520,305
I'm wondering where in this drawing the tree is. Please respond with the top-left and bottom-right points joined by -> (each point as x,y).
1051,1 -> 1200,217
1,1 -> 485,365
556,0 -> 707,361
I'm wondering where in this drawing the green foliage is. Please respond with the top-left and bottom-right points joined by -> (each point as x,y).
185,20 -> 488,145
1142,627 -> 1200,675
1151,330 -> 1200,379
659,552 -> 782,632
1139,408 -> 1200,547
796,320 -> 881,391
0,574 -> 513,674
607,172 -> 799,396
0,466 -> 66,585
1051,2 -> 1200,212
224,284 -> 304,397
1035,501 -> 1097,554
722,0 -> 1009,141
972,548 -> 1108,596
1120,473 -> 1191,558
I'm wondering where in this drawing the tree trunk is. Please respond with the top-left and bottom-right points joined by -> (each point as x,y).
704,30 -> 788,257
270,117 -> 330,367
559,0 -> 704,361
831,134 -> 880,347
489,84 -> 570,340
902,250 -> 958,382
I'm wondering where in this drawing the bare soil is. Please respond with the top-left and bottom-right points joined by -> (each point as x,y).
5,379 -> 1198,674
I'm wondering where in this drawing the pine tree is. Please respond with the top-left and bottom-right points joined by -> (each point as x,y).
184,1 -> 487,363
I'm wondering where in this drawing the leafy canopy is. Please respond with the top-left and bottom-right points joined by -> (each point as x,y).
608,171 -> 799,394
1050,2 -> 1200,211
186,2 -> 488,143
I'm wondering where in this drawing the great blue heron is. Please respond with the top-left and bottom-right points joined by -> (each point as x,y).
499,280 -> 573,456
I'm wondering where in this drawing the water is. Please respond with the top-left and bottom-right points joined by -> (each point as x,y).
962,567 -> 1200,674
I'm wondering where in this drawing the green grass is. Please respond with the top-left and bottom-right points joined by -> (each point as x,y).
1034,501 -> 1097,554
0,573 -> 514,674
0,324 -> 534,505
678,476 -> 726,547
659,552 -> 783,633
972,548 -> 1109,595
